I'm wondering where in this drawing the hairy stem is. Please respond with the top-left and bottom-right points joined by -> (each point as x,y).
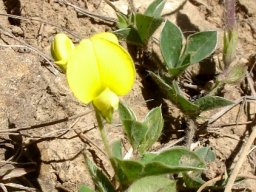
95,108 -> 122,189
186,117 -> 197,149
224,0 -> 236,31
223,0 -> 238,67
95,109 -> 112,157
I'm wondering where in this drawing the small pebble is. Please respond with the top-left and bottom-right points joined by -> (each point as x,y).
11,26 -> 24,37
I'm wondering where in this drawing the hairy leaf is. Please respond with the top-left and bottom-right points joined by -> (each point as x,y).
85,157 -> 115,192
127,175 -> 176,192
135,14 -> 163,44
195,96 -> 233,112
160,20 -> 183,69
145,0 -> 166,18
112,139 -> 122,159
184,31 -> 217,64
139,107 -> 164,153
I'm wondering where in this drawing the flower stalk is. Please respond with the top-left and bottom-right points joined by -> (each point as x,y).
95,108 -> 112,158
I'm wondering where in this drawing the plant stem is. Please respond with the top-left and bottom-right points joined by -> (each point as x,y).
127,0 -> 136,13
223,0 -> 238,67
95,108 -> 121,189
95,108 -> 112,158
207,80 -> 223,96
224,0 -> 236,31
185,117 -> 197,149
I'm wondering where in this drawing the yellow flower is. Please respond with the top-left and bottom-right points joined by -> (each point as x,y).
51,33 -> 75,71
51,32 -> 135,122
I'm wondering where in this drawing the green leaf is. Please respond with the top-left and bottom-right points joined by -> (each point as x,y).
127,175 -> 176,192
135,13 -> 163,44
114,28 -> 131,38
114,28 -> 143,45
148,147 -> 205,169
141,147 -> 205,177
121,120 -> 147,150
177,53 -> 191,67
172,80 -> 181,94
143,161 -> 204,176
176,95 -> 200,116
145,0 -> 166,18
131,121 -> 148,149
184,31 -> 217,64
149,72 -> 200,116
160,20 -> 183,69
79,185 -> 95,192
112,139 -> 122,159
195,147 -> 216,163
139,107 -> 164,153
168,64 -> 190,77
148,71 -> 175,97
119,103 -> 163,152
169,54 -> 191,77
183,147 -> 216,190
119,102 -> 136,121
112,158 -> 144,186
113,147 -> 205,186
140,153 -> 158,164
115,12 -> 163,45
116,12 -> 129,29
182,172 -> 205,189
194,96 -> 233,112
85,157 -> 115,192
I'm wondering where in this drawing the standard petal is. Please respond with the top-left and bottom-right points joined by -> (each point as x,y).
66,39 -> 103,104
91,32 -> 119,45
91,37 -> 135,96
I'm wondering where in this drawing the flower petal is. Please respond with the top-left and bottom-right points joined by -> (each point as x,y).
92,32 -> 119,45
93,88 -> 119,122
91,36 -> 135,96
66,39 -> 103,104
51,33 -> 74,71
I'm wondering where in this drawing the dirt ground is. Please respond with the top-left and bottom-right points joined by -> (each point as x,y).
0,0 -> 255,191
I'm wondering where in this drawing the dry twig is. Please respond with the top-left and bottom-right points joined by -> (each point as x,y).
197,175 -> 223,192
60,0 -> 116,24
224,122 -> 256,192
246,71 -> 256,96
0,25 -> 58,75
224,72 -> 256,192
152,137 -> 185,154
4,183 -> 37,192
104,0 -> 121,13
0,13 -> 81,39
0,183 -> 8,192
203,96 -> 256,128
0,110 -> 92,134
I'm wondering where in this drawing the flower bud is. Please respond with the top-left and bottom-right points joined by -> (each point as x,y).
93,88 -> 119,122
51,33 -> 74,71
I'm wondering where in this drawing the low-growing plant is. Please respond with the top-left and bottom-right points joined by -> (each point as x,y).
114,0 -> 234,118
50,0 -> 245,191
115,0 -> 165,46
51,31 -> 206,192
